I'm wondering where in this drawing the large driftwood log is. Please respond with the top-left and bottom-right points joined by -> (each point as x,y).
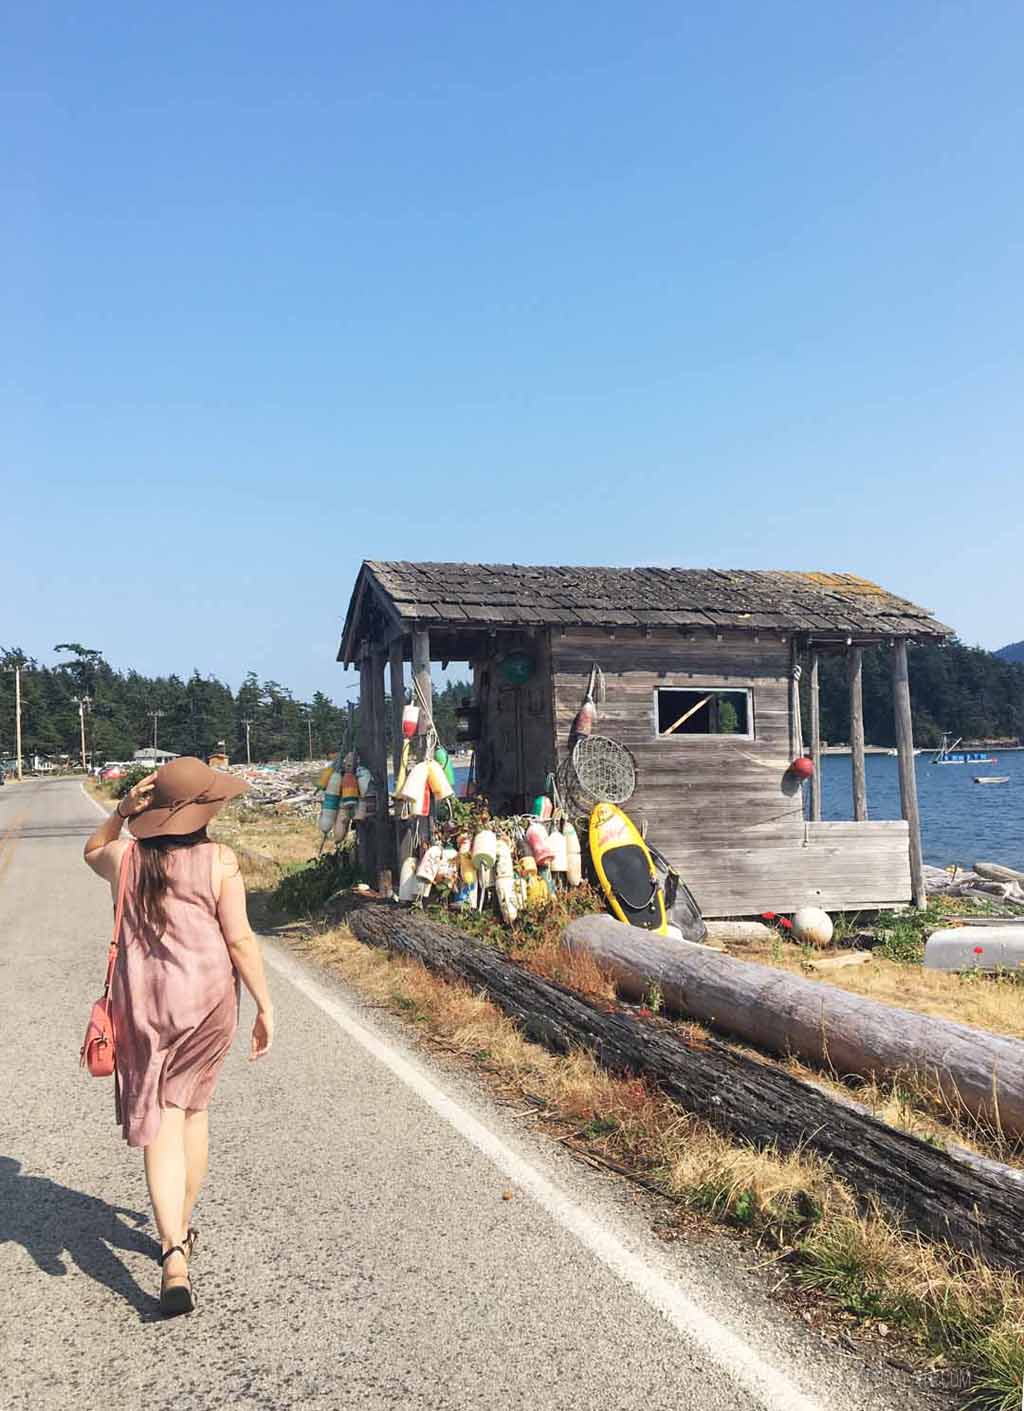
702,921 -> 775,945
349,904 -> 1024,1271
975,861 -> 1024,885
565,914 -> 1024,1139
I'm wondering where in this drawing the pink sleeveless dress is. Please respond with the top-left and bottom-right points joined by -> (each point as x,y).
110,843 -> 239,1148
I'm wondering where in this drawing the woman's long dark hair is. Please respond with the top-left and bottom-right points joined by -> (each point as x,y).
137,828 -> 209,935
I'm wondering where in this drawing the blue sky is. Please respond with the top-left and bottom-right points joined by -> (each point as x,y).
5,2 -> 1023,700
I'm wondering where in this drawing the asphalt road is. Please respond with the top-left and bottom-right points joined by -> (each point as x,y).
0,778 -> 949,1411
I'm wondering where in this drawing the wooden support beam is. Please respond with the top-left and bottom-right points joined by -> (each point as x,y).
809,652 -> 822,822
892,640 -> 926,908
388,638 -> 408,880
411,629 -> 432,735
369,647 -> 393,882
357,649 -> 375,880
388,639 -> 406,782
848,646 -> 868,821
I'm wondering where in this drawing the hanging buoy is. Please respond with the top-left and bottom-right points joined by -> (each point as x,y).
318,771 -> 342,833
434,746 -> 457,789
532,795 -> 553,820
394,740 -> 411,795
495,837 -> 514,880
471,830 -> 497,871
496,876 -> 519,925
398,857 -> 424,902
402,704 -> 420,738
427,759 -> 454,800
318,764 -> 334,791
333,811 -> 350,841
526,876 -> 550,908
518,854 -> 538,878
340,771 -> 360,806
356,766 -> 372,797
526,821 -> 555,867
790,756 -> 814,779
564,822 -> 583,886
399,761 -> 430,803
548,830 -> 568,873
417,844 -> 443,884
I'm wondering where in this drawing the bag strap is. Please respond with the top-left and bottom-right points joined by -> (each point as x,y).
103,842 -> 135,997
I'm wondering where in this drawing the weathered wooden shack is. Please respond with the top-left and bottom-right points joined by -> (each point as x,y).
338,561 -> 953,917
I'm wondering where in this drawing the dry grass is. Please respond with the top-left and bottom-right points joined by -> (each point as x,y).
208,799 -> 320,871
286,918 -> 1024,1408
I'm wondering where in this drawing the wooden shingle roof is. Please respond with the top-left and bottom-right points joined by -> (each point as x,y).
339,561 -> 953,662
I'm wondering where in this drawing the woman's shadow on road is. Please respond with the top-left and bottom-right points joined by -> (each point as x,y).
0,1155 -> 162,1320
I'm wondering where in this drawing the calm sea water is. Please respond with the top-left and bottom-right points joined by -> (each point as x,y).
451,752 -> 1024,870
819,750 -> 1024,870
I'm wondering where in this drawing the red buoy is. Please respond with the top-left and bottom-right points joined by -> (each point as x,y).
790,756 -> 814,779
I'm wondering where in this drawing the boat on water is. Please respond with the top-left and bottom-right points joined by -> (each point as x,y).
974,776 -> 1010,785
931,733 -> 997,766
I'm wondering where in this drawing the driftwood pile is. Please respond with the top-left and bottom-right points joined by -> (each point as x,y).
924,861 -> 1024,908
348,903 -> 1024,1272
228,762 -> 328,813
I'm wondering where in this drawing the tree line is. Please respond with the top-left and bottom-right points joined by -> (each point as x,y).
2,638 -> 1021,767
807,639 -> 1024,747
0,644 -> 471,766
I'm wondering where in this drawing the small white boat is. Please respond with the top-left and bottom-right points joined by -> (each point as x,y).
974,775 -> 1010,785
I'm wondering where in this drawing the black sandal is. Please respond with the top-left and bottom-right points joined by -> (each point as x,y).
159,1245 -> 195,1316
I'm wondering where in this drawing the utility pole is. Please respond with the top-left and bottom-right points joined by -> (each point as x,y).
242,718 -> 253,765
149,708 -> 165,750
72,695 -> 92,770
14,663 -> 23,781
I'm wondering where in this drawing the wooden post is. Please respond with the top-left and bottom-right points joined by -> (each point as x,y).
388,639 -> 406,781
369,647 -> 393,881
892,640 -> 926,908
809,652 -> 822,821
357,649 -> 375,879
848,646 -> 868,821
411,629 -> 432,734
388,638 -> 409,878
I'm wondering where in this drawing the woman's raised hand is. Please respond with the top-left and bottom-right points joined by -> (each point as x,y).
118,771 -> 158,818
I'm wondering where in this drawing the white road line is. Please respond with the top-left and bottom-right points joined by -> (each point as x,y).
80,783 -> 111,817
263,943 -> 827,1411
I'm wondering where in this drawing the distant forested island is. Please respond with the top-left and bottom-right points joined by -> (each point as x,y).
2,638 -> 1021,765
996,640 -> 1024,664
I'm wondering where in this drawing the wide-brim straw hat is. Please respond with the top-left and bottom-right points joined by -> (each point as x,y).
128,756 -> 248,838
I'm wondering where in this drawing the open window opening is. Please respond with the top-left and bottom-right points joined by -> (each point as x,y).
655,687 -> 752,738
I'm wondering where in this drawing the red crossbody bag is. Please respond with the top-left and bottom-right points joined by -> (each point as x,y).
80,843 -> 134,1077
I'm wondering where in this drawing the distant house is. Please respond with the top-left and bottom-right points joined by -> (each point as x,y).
133,748 -> 179,764
340,561 -> 954,917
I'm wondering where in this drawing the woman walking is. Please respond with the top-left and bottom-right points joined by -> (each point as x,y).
84,756 -> 274,1315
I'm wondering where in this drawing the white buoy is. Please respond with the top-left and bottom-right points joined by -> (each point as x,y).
398,857 -> 424,902
791,907 -> 834,947
564,822 -> 583,886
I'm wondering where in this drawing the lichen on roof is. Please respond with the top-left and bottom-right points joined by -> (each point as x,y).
339,560 -> 953,661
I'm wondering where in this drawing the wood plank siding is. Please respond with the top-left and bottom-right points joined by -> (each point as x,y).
551,628 -> 911,916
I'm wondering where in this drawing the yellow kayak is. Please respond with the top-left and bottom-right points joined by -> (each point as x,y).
589,802 -> 667,934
